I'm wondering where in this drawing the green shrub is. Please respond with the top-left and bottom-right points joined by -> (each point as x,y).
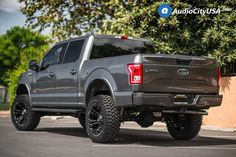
1,27 -> 49,103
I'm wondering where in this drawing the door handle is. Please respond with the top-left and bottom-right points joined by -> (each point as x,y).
27,72 -> 32,77
70,69 -> 77,75
49,72 -> 55,77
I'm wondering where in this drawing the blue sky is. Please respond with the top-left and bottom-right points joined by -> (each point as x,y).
0,0 -> 50,35
0,0 -> 26,34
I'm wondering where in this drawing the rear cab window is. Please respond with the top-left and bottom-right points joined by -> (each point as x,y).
90,36 -> 156,59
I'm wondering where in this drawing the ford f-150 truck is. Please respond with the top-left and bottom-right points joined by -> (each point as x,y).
11,34 -> 222,143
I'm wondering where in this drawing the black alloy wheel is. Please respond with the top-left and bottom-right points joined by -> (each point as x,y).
166,113 -> 202,140
88,103 -> 104,135
13,101 -> 28,126
11,95 -> 40,131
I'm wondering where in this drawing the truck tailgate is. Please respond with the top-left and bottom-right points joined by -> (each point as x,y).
141,54 -> 219,94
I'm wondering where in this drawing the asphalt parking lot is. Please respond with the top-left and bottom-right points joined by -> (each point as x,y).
0,117 -> 236,157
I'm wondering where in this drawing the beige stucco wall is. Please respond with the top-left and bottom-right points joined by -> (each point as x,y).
203,76 -> 236,128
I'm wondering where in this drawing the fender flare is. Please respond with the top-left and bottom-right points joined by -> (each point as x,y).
84,68 -> 118,105
16,83 -> 31,96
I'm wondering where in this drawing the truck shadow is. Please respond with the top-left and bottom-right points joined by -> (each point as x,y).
37,127 -> 236,147
117,128 -> 236,147
37,127 -> 88,138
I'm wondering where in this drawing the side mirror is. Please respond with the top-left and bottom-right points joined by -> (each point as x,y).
29,60 -> 39,71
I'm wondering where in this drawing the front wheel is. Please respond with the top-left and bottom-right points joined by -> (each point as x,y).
85,95 -> 121,143
11,95 -> 40,131
166,114 -> 202,140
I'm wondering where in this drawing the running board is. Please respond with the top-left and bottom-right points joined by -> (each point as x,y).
162,110 -> 208,115
32,108 -> 84,114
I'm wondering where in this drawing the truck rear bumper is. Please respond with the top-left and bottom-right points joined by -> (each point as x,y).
132,93 -> 222,109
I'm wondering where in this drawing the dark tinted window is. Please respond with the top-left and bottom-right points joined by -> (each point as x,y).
41,43 -> 67,69
90,38 -> 155,59
63,40 -> 84,64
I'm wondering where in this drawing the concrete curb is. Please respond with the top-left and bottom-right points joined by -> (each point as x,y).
42,116 -> 236,132
0,111 -> 10,118
1,113 -> 235,132
201,125 -> 236,132
42,116 -> 74,120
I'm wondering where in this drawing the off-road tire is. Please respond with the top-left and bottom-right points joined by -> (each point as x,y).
166,114 -> 202,140
86,95 -> 120,143
11,94 -> 40,131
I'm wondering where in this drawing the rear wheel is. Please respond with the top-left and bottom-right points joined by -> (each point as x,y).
11,94 -> 40,131
85,95 -> 120,143
166,114 -> 202,140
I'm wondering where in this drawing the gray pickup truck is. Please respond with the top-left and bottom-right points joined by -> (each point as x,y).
11,34 -> 222,143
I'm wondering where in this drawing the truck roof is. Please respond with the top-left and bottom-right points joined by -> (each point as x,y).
55,34 -> 150,46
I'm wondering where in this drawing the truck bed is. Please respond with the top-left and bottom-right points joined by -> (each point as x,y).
141,54 -> 219,94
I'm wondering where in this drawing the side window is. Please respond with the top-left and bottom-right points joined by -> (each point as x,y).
41,43 -> 67,69
63,40 -> 84,64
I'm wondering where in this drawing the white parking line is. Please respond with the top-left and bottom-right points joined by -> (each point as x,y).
93,144 -> 236,150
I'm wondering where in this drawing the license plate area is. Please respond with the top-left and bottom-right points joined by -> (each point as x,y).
173,94 -> 195,105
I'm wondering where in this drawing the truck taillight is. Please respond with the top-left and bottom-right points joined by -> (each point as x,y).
127,64 -> 143,84
217,67 -> 221,87
121,36 -> 128,39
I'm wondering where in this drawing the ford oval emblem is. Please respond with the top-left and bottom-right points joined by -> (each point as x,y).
177,69 -> 189,76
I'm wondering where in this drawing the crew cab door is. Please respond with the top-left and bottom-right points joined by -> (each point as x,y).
53,39 -> 85,108
31,43 -> 68,107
